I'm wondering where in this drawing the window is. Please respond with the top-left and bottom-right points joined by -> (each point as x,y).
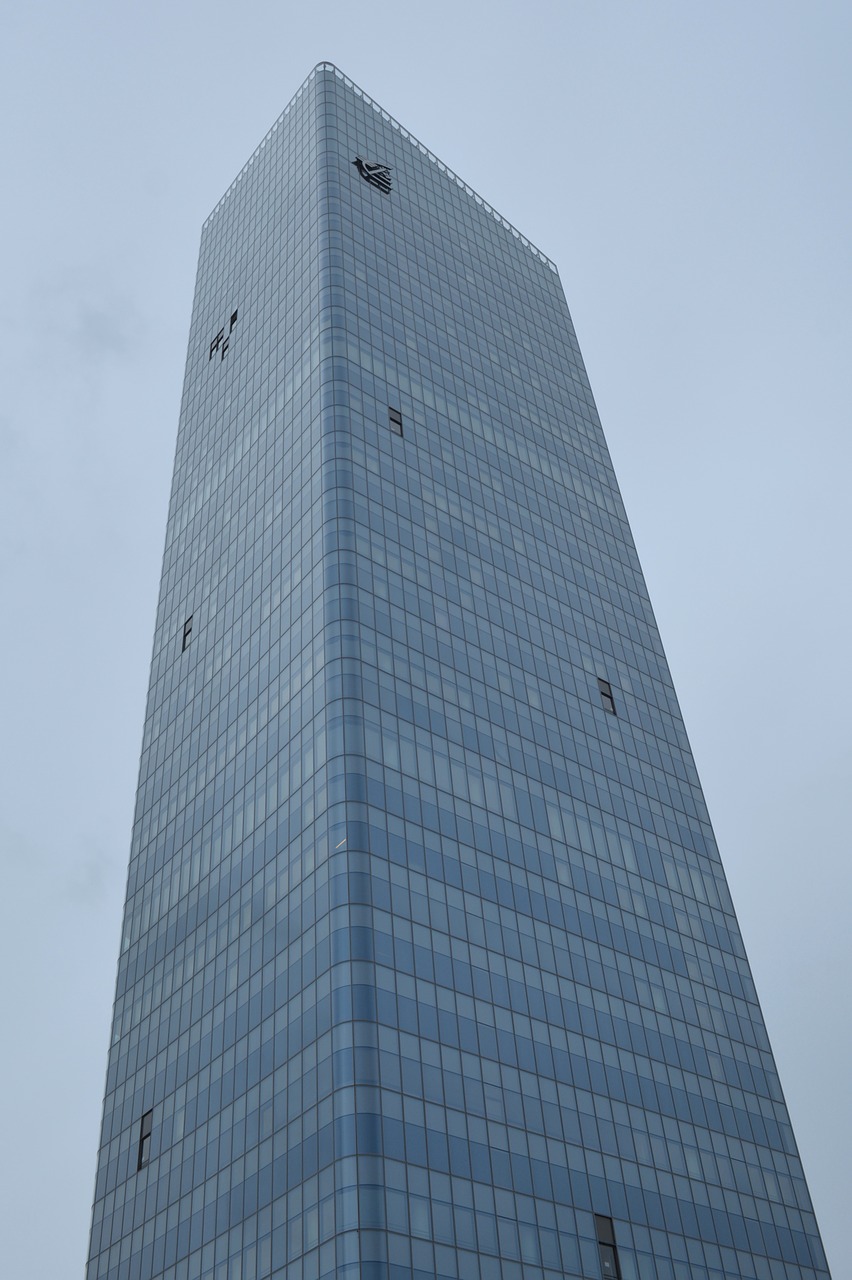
230,309 -> 238,331
137,1110 -> 153,1171
388,406 -> 403,436
598,677 -> 616,715
182,615 -> 193,652
595,1215 -> 621,1279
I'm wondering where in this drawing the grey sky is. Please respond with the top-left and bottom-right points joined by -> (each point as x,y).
1,3 -> 849,1276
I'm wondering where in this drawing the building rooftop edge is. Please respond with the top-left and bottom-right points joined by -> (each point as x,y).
202,61 -> 559,274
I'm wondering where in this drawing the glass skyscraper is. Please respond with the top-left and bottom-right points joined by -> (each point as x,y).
86,64 -> 830,1280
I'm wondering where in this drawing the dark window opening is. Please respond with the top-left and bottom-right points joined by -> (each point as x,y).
389,406 -> 403,436
182,615 -> 193,652
209,328 -> 224,360
598,677 -> 617,715
137,1110 -> 153,1171
230,309 -> 238,332
595,1215 -> 621,1280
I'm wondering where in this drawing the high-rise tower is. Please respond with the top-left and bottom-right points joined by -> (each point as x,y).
86,64 -> 831,1280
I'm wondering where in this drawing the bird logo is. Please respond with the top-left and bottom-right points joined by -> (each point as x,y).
352,157 -> 392,194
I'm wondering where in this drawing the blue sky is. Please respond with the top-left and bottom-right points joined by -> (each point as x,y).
1,3 -> 849,1275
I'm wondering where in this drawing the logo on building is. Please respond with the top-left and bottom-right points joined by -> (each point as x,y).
352,157 -> 392,193
209,309 -> 238,362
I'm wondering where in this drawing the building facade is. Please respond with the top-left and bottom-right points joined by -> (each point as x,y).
86,64 -> 831,1280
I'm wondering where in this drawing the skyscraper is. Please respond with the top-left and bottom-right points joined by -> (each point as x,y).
86,62 -> 830,1280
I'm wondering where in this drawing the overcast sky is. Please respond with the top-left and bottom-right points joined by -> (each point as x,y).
1,3 -> 849,1277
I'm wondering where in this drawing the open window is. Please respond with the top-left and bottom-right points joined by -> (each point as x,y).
137,1110 -> 153,1171
595,1215 -> 621,1279
388,406 -> 403,437
597,677 -> 617,716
